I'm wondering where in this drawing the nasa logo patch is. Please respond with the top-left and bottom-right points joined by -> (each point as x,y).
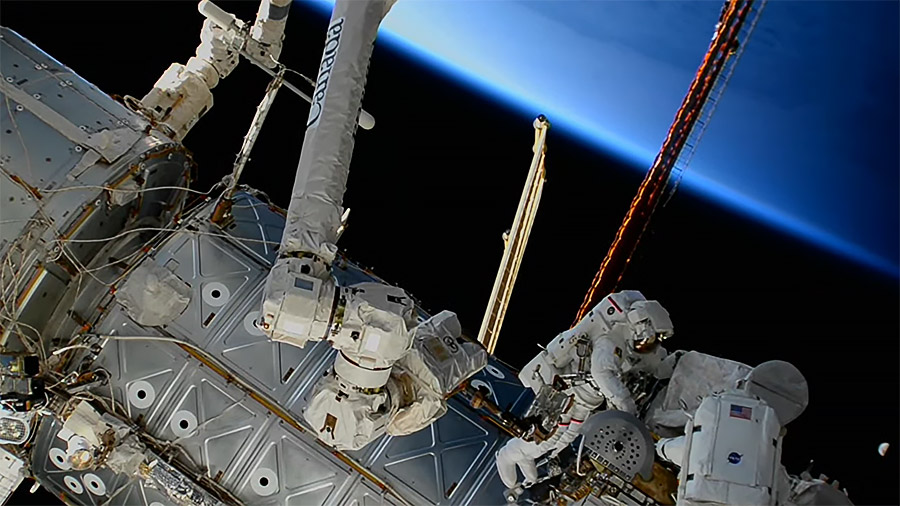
727,452 -> 742,465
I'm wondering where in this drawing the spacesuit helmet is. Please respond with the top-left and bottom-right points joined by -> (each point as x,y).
625,300 -> 674,353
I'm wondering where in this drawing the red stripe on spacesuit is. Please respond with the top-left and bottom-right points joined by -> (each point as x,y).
607,297 -> 622,313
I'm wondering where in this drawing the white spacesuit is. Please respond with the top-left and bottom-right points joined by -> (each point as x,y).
653,360 -> 850,506
496,291 -> 676,488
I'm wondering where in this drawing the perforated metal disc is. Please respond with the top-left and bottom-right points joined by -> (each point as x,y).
582,410 -> 655,481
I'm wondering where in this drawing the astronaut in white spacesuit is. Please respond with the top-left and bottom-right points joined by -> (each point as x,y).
496,291 -> 677,488
652,360 -> 852,506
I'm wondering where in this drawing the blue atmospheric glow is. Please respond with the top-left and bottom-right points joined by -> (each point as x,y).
679,174 -> 899,276
301,0 -> 899,278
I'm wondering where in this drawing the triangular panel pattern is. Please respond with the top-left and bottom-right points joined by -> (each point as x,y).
440,442 -> 488,500
383,452 -> 441,504
338,482 -> 402,506
236,441 -> 279,504
236,423 -> 354,506
225,192 -> 285,264
436,405 -> 488,444
384,425 -> 435,461
163,233 -> 257,344
281,435 -> 340,490
197,379 -> 255,426
278,343 -> 310,385
164,384 -> 200,438
162,374 -> 260,485
377,402 -> 496,505
196,235 -> 253,278
204,426 -> 254,482
285,483 -> 336,506
222,340 -> 280,387
122,368 -> 178,425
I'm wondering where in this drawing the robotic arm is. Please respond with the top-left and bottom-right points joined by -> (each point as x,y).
257,0 -> 400,451
257,0 -> 485,451
249,0 -> 293,67
139,0 -> 291,140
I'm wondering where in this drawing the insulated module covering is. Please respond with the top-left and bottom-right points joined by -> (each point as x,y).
388,311 -> 487,436
647,351 -> 752,431
116,262 -> 192,326
407,311 -> 487,396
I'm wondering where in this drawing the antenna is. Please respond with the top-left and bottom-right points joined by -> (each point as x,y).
477,115 -> 550,355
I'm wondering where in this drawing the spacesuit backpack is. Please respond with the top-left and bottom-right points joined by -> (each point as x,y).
677,392 -> 782,506
673,360 -> 811,506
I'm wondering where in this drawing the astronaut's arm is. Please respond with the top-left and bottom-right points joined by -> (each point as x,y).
591,339 -> 636,414
593,369 -> 636,414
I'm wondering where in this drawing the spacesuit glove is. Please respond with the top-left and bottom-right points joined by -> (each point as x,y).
656,349 -> 685,380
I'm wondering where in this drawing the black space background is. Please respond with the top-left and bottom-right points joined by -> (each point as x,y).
2,1 -> 898,504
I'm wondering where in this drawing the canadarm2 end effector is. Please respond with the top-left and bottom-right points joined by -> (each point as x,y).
260,0 -> 394,343
303,309 -> 487,450
296,280 -> 416,450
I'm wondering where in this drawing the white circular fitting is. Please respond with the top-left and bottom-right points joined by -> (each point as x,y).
49,448 -> 70,470
250,467 -> 278,496
64,475 -> 83,494
202,282 -> 230,307
485,365 -> 505,379
127,381 -> 155,409
243,311 -> 264,336
170,410 -> 198,438
83,473 -> 106,496
150,502 -> 165,506
470,379 -> 496,400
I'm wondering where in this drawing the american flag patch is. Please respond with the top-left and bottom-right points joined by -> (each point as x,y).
730,404 -> 752,420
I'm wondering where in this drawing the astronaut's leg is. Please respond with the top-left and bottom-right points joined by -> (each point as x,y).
548,404 -> 591,457
496,437 -> 543,487
497,403 -> 596,488
656,435 -> 686,464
